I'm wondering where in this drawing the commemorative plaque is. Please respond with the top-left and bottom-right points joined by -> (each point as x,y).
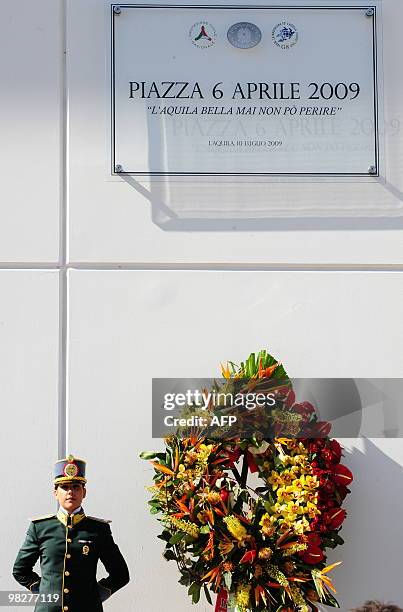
111,5 -> 379,176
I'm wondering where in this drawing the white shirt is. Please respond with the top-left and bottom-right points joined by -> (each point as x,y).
58,505 -> 83,515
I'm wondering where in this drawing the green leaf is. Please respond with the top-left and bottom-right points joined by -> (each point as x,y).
324,590 -> 340,607
150,507 -> 160,515
157,530 -> 172,542
203,585 -> 212,605
139,451 -> 157,460
163,550 -> 177,561
184,534 -> 196,544
192,588 -> 201,604
200,525 -> 210,534
188,583 -> 199,595
169,531 -> 186,545
332,533 -> 345,545
139,451 -> 165,460
188,583 -> 201,604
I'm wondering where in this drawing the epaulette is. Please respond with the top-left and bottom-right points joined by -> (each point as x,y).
86,516 -> 112,524
30,514 -> 56,522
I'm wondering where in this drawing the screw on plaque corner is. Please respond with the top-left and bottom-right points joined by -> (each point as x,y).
113,6 -> 122,15
368,165 -> 377,175
365,8 -> 375,17
115,164 -> 123,173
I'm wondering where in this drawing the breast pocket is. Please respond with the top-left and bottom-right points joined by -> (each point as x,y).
78,539 -> 97,558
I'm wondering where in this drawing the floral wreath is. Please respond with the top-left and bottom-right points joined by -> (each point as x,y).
141,351 -> 353,612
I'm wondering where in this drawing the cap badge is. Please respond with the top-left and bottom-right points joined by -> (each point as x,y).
64,462 -> 79,478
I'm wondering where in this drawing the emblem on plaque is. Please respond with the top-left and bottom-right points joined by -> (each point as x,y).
227,22 -> 262,49
63,462 -> 78,478
189,21 -> 217,48
82,545 -> 90,555
272,21 -> 298,49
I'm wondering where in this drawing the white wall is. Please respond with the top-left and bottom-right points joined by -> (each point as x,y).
0,271 -> 59,596
1,1 -> 403,612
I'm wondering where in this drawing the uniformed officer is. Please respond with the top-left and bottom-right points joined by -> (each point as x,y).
13,455 -> 130,612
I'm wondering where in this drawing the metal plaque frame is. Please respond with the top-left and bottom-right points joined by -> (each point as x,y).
111,4 -> 379,177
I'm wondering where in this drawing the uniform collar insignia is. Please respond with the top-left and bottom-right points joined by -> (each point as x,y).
57,508 -> 86,526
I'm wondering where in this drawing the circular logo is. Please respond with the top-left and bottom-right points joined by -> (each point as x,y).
227,22 -> 262,49
64,462 -> 78,478
272,21 -> 298,49
189,22 -> 217,49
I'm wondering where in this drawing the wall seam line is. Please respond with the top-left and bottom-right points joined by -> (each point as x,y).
1,264 -> 403,272
58,0 -> 68,460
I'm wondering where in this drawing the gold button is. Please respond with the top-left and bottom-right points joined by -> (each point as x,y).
64,607 -> 69,611
66,554 -> 71,559
67,525 -> 72,529
64,588 -> 69,593
64,571 -> 70,576
67,538 -> 72,543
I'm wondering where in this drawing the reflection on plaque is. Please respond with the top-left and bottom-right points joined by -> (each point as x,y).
111,5 -> 379,176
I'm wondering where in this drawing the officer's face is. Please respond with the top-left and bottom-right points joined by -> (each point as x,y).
54,483 -> 86,513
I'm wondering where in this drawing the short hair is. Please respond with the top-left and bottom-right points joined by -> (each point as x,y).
351,602 -> 403,612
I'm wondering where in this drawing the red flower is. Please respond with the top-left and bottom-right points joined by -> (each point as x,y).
226,447 -> 241,466
315,421 -> 332,437
329,440 -> 342,463
292,401 -> 316,420
336,485 -> 349,500
302,533 -> 321,547
246,451 -> 258,473
300,545 -> 325,564
240,549 -> 257,564
285,389 -> 296,408
323,507 -> 347,530
219,489 -> 229,503
331,464 -> 353,486
303,422 -> 331,438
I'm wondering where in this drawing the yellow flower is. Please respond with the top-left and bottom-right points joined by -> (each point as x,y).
221,362 -> 231,379
312,561 -> 342,598
304,501 -> 321,518
267,471 -> 283,489
289,584 -> 309,612
198,443 -> 214,457
281,542 -> 308,557
277,487 -> 294,502
259,513 -> 277,536
291,517 -> 310,535
303,474 -> 319,490
267,564 -> 289,587
235,584 -> 251,611
223,515 -> 248,544
258,547 -> 273,559
165,516 -> 199,538
206,491 -> 221,505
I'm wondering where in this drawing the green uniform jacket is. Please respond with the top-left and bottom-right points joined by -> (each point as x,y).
13,511 -> 130,612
